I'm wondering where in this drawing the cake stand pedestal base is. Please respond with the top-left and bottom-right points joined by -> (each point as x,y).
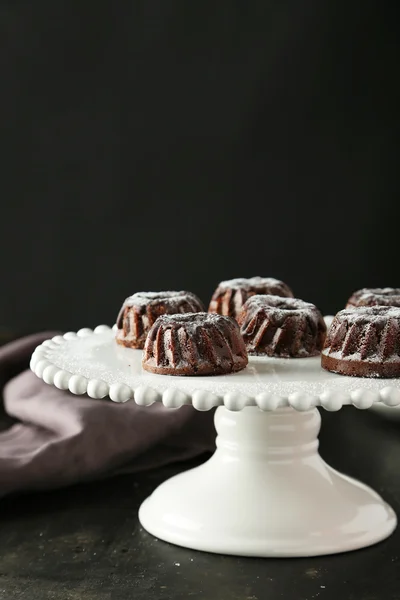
139,407 -> 396,557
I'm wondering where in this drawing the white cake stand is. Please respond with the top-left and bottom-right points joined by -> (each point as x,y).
30,324 -> 400,557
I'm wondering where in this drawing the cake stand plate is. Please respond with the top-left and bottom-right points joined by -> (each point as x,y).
31,325 -> 400,557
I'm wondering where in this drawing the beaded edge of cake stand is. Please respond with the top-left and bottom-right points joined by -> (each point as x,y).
30,325 -> 400,412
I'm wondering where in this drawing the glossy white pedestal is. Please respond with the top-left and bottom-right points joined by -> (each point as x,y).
30,324 -> 400,557
139,406 -> 396,557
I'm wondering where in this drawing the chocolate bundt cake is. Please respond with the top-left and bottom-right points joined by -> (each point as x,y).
142,312 -> 248,376
322,306 -> 400,378
346,288 -> 400,309
116,291 -> 204,349
238,295 -> 326,358
208,276 -> 293,319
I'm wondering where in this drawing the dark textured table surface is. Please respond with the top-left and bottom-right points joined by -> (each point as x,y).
0,406 -> 400,600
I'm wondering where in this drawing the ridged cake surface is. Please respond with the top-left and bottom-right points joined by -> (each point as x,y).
322,306 -> 400,378
346,288 -> 400,308
238,295 -> 326,358
142,312 -> 248,376
116,291 -> 204,349
208,276 -> 293,319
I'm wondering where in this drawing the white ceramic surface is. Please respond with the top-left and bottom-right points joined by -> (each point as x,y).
139,406 -> 396,556
30,326 -> 400,411
30,324 -> 399,556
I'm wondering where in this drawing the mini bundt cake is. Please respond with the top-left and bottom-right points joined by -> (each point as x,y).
116,291 -> 204,349
346,288 -> 400,309
322,306 -> 400,378
142,312 -> 248,376
208,276 -> 293,319
238,295 -> 326,357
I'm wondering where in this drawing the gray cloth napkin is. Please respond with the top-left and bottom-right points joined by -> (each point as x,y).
0,333 -> 215,497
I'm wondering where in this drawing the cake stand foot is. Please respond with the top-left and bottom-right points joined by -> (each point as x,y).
139,407 -> 396,557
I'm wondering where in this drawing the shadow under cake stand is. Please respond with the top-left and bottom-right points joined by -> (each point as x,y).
30,324 -> 400,557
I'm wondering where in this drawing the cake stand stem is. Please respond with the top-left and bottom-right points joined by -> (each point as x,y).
139,406 -> 396,557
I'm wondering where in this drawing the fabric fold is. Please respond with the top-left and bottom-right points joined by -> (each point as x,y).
0,333 -> 215,497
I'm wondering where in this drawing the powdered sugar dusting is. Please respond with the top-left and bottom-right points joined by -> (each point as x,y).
154,311 -> 238,330
217,277 -> 289,291
123,291 -> 202,309
348,288 -> 400,308
243,295 -> 321,321
333,306 -> 400,325
323,349 -> 399,363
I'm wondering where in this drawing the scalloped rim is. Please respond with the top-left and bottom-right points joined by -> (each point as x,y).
29,325 -> 400,412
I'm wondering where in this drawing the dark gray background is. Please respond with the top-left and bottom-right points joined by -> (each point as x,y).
0,2 -> 398,332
